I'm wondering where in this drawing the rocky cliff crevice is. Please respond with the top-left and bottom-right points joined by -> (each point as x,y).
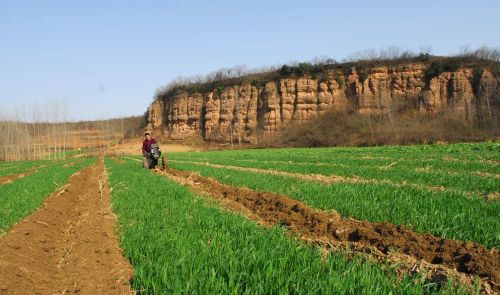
146,61 -> 498,144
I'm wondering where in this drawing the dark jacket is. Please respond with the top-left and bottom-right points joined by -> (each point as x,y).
142,138 -> 157,155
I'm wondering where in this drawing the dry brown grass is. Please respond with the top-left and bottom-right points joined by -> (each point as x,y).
277,111 -> 499,147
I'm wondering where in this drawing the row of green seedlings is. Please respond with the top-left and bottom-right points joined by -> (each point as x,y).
175,142 -> 500,168
0,158 -> 96,234
106,158 -> 471,294
129,149 -> 500,185
130,142 -> 500,195
167,154 -> 498,196
165,143 -> 500,170
0,162 -> 26,169
174,154 -> 497,182
167,145 -> 499,171
0,159 -> 57,177
169,142 -> 499,163
168,153 -> 496,176
166,161 -> 500,249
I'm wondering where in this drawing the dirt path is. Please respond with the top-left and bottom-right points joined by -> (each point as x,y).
161,168 -> 500,292
0,159 -> 133,295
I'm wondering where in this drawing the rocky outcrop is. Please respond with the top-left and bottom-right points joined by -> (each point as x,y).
146,100 -> 163,130
161,92 -> 204,139
147,62 -> 498,143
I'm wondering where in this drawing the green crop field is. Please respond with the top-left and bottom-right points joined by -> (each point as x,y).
106,158 -> 469,294
108,142 -> 498,293
0,158 -> 95,234
0,159 -> 52,177
0,142 -> 498,293
124,143 -> 499,246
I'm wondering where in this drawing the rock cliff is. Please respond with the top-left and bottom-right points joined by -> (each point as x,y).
146,61 -> 498,143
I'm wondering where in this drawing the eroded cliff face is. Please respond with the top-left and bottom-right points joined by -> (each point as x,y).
146,62 -> 497,143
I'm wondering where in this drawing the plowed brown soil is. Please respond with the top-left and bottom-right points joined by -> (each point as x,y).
0,159 -> 134,295
162,168 -> 500,292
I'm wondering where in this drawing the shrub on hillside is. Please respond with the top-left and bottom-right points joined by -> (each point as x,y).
280,65 -> 292,76
424,60 -> 445,81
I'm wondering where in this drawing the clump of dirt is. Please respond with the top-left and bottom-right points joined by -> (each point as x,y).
162,168 -> 500,292
110,157 -> 126,164
0,159 -> 134,294
486,192 -> 500,201
475,171 -> 500,179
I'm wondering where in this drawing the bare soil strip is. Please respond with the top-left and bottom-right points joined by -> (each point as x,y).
234,158 -> 348,167
0,163 -> 49,185
444,156 -> 500,166
0,159 -> 134,294
171,160 -> 363,184
475,171 -> 500,179
237,159 -> 493,180
170,160 -> 490,198
161,168 -> 500,292
0,163 -> 52,184
0,171 -> 36,185
62,158 -> 84,168
0,161 -> 80,186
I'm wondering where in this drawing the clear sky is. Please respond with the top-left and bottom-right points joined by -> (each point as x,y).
1,0 -> 499,121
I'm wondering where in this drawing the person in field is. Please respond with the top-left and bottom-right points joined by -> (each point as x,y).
142,132 -> 161,169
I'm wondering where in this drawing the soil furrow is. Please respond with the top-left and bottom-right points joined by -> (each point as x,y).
161,168 -> 500,292
0,158 -> 133,295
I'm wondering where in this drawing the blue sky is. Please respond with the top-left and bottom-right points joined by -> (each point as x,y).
1,0 -> 499,121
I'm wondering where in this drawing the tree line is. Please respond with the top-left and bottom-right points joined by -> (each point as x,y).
0,102 -> 142,162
